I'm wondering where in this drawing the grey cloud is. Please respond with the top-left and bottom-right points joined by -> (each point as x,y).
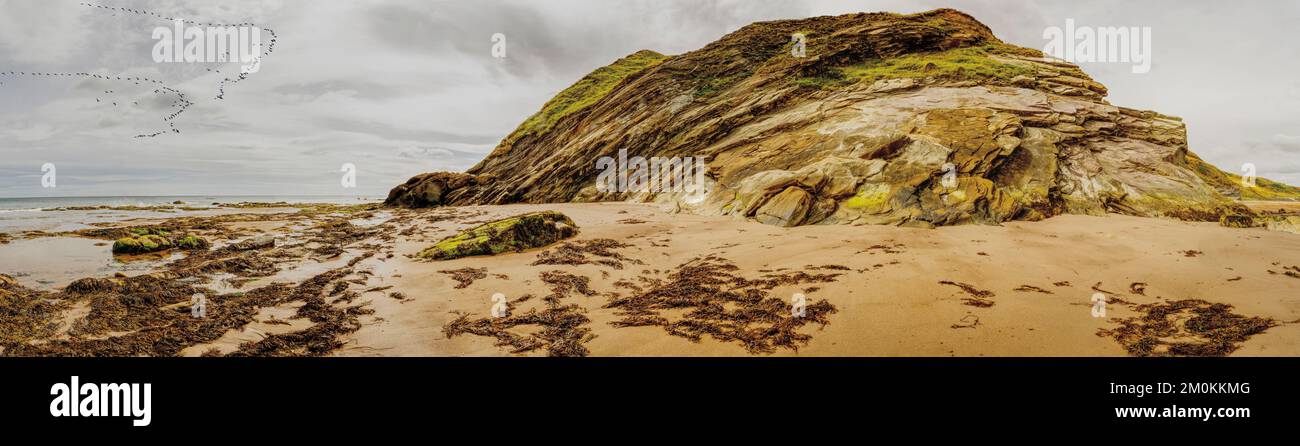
1,0 -> 1298,198
271,80 -> 404,101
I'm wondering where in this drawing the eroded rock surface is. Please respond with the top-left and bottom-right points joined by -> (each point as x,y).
419,211 -> 579,260
388,8 -> 1300,227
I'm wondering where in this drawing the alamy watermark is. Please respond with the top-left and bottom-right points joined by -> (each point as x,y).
152,19 -> 262,73
41,163 -> 56,188
340,163 -> 357,188
1091,292 -> 1107,318
490,292 -> 508,318
1043,19 -> 1152,74
491,33 -> 507,59
791,33 -> 806,58
595,148 -> 709,195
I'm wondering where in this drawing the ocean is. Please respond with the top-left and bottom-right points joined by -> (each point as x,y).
0,195 -> 382,289
0,195 -> 381,233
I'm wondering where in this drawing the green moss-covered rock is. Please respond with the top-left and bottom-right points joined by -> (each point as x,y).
111,234 -> 209,254
1187,152 -> 1300,201
174,235 -> 211,250
419,211 -> 578,260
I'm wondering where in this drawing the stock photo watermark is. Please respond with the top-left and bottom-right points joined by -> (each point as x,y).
491,33 -> 507,59
791,293 -> 806,318
1043,18 -> 1152,73
191,293 -> 206,318
490,292 -> 508,318
1091,293 -> 1107,318
340,163 -> 358,188
49,376 -> 152,427
41,163 -> 56,188
152,18 -> 263,73
594,149 -> 709,195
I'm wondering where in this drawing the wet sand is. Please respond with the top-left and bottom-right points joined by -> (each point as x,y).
2,201 -> 1298,357
345,202 -> 1300,357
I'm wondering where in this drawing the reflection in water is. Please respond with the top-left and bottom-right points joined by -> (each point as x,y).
0,237 -> 179,290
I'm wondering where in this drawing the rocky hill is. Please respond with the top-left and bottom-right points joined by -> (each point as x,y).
387,8 -> 1300,227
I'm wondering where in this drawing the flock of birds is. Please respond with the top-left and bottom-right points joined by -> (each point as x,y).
0,3 -> 279,138
79,2 -> 279,101
0,71 -> 192,138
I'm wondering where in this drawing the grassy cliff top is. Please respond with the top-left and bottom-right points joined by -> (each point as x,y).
1188,153 -> 1300,201
500,50 -> 666,147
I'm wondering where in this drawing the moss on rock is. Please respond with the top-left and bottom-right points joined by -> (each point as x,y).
111,233 -> 209,254
418,211 -> 579,260
503,50 -> 665,146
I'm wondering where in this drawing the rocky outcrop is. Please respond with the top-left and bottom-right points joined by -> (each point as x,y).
418,211 -> 578,260
226,235 -> 276,251
111,233 -> 209,254
384,172 -> 489,208
388,8 -> 1300,227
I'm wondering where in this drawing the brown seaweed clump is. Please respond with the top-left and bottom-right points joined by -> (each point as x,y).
0,276 -> 68,350
604,255 -> 838,354
419,211 -> 578,260
438,267 -> 488,289
938,281 -> 995,307
1098,299 -> 1277,357
531,238 -> 641,269
442,271 -> 595,357
6,268 -> 371,357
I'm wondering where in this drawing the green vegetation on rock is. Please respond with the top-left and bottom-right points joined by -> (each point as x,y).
174,235 -> 211,250
1187,153 -> 1300,201
694,70 -> 752,98
797,45 -> 1036,90
112,233 -> 209,254
503,50 -> 665,145
418,211 -> 579,261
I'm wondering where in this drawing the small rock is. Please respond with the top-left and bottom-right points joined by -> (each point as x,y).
419,211 -> 579,260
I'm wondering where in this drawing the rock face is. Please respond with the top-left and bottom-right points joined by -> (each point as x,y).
384,172 -> 488,208
111,233 -> 209,254
418,211 -> 579,260
388,8 -> 1300,227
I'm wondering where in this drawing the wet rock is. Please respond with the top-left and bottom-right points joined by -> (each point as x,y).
384,172 -> 487,208
1219,214 -> 1256,229
111,234 -> 208,254
419,211 -> 579,260
228,235 -> 275,251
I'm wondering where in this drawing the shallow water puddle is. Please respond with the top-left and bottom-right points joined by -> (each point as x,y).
0,237 -> 177,290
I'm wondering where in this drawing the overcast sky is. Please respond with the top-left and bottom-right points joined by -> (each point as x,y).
2,0 -> 1298,198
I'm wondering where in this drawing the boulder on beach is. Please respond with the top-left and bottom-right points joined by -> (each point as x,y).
385,8 -> 1300,228
112,234 -> 209,254
384,172 -> 490,208
227,235 -> 276,251
418,211 -> 578,260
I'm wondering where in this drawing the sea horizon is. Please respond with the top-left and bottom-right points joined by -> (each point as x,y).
0,194 -> 384,211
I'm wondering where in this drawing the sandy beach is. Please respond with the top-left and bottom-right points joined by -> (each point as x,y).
2,201 -> 1296,357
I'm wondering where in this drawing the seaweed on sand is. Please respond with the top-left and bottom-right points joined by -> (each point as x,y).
1013,285 -> 1052,294
0,276 -> 68,348
68,275 -> 206,336
442,271 -> 595,357
938,281 -> 995,307
438,267 -> 488,289
531,238 -> 641,269
5,268 -> 370,357
1097,299 -> 1277,357
604,255 -> 838,354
